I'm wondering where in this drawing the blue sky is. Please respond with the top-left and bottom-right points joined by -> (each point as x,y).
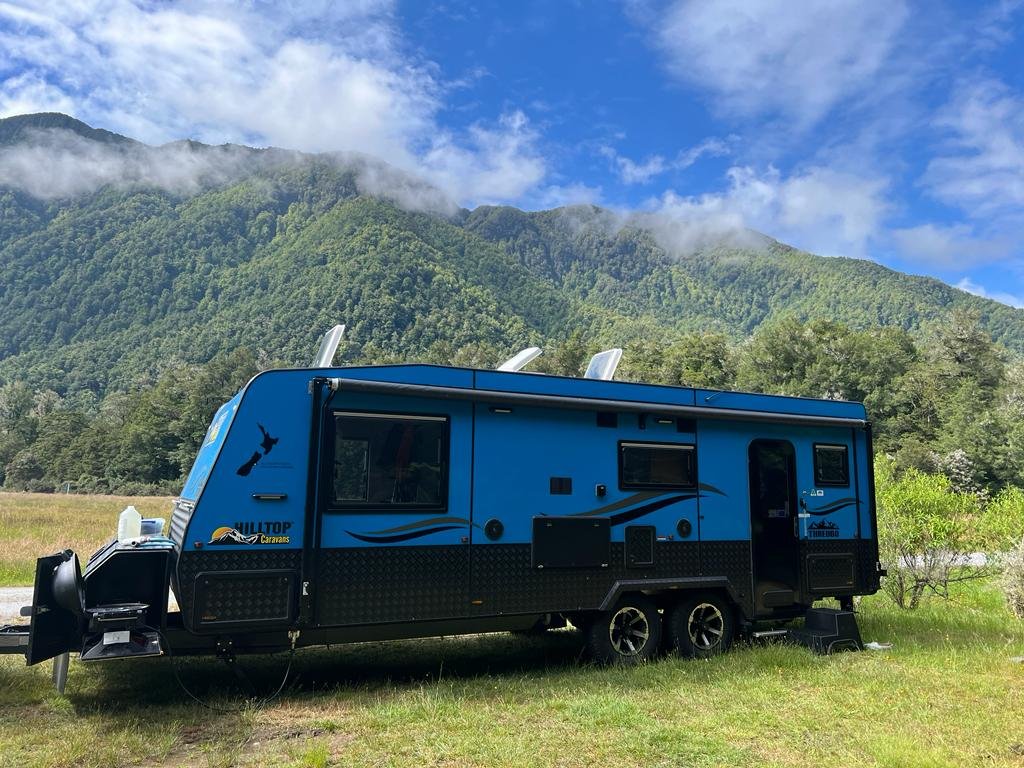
1,1 -> 1023,306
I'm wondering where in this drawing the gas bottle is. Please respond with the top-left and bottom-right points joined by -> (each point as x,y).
117,505 -> 142,542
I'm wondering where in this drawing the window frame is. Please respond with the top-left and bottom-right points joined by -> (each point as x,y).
323,409 -> 451,514
813,443 -> 850,487
618,440 -> 697,491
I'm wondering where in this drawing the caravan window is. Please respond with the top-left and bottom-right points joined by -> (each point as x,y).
330,412 -> 448,511
619,442 -> 696,489
813,444 -> 849,486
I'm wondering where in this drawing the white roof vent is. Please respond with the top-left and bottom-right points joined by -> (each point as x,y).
497,346 -> 542,372
584,348 -> 623,381
312,324 -> 346,368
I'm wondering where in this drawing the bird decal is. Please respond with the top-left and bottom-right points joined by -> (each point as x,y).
257,423 -> 279,455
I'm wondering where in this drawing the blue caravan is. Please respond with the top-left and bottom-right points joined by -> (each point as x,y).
2,331 -> 881,683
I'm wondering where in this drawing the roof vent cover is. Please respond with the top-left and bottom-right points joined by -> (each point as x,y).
497,346 -> 542,372
312,324 -> 346,368
584,348 -> 623,381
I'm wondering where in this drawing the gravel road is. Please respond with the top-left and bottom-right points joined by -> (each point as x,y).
0,588 -> 32,625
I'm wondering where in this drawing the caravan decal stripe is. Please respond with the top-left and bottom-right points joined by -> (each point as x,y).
346,526 -> 463,544
607,494 -> 696,526
567,491 -> 664,518
805,497 -> 857,515
699,483 -> 727,496
364,516 -> 472,535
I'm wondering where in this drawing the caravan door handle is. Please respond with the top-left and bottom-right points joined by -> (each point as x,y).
460,536 -> 469,544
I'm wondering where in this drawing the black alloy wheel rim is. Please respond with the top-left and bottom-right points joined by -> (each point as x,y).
608,606 -> 650,656
687,602 -> 725,651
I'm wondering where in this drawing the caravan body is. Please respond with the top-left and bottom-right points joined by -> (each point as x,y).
7,361 -> 881,670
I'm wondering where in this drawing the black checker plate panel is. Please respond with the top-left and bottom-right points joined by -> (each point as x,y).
700,540 -> 754,616
624,526 -> 655,568
801,539 -> 880,595
805,555 -> 855,591
470,540 -> 702,617
194,571 -> 295,628
176,549 -> 301,631
316,545 -> 469,626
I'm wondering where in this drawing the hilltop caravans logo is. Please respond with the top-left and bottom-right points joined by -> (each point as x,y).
208,520 -> 292,545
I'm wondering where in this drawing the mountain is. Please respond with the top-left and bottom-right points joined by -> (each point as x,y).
0,112 -> 1022,398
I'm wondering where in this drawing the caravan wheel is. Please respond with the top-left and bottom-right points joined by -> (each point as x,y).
668,593 -> 735,658
585,595 -> 661,665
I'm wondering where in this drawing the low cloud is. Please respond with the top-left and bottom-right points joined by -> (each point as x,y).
0,1 -> 547,207
0,128 -> 270,199
0,126 -> 463,216
339,151 -> 459,216
636,165 -> 889,257
421,111 -> 546,205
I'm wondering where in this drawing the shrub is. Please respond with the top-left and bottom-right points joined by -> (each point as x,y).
979,486 -> 1024,551
1000,537 -> 1024,620
876,458 -> 983,609
3,449 -> 45,490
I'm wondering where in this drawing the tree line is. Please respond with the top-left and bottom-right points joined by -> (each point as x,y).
0,308 -> 1021,496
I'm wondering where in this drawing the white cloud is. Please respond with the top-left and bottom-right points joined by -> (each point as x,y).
637,165 -> 889,257
924,78 -> 1024,218
421,111 -> 546,205
644,0 -> 909,127
0,0 -> 546,206
600,148 -> 667,185
0,127 -> 266,198
955,277 -> 1024,309
890,223 -> 1012,268
600,138 -> 730,185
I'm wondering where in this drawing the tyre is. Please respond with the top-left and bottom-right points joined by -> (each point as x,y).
585,595 -> 661,664
667,593 -> 735,659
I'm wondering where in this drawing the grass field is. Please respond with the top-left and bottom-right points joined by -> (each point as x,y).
0,492 -> 172,586
1,492 -> 1022,767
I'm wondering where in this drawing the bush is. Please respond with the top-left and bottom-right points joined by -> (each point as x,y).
1000,537 -> 1024,619
876,458 -> 984,609
979,486 -> 1024,550
3,449 -> 45,490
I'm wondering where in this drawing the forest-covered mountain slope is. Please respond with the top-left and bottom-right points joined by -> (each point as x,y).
1,113 -> 1022,398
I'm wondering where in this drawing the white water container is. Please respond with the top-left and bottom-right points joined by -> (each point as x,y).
117,505 -> 142,542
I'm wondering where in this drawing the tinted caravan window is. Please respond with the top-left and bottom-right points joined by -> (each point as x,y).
619,442 -> 696,489
814,444 -> 849,486
331,412 -> 447,510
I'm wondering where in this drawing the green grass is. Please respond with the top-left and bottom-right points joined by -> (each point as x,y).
1,492 -> 1022,767
0,492 -> 172,586
1,581 -> 1022,768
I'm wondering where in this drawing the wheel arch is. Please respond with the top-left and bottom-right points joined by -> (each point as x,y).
599,578 -> 743,613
